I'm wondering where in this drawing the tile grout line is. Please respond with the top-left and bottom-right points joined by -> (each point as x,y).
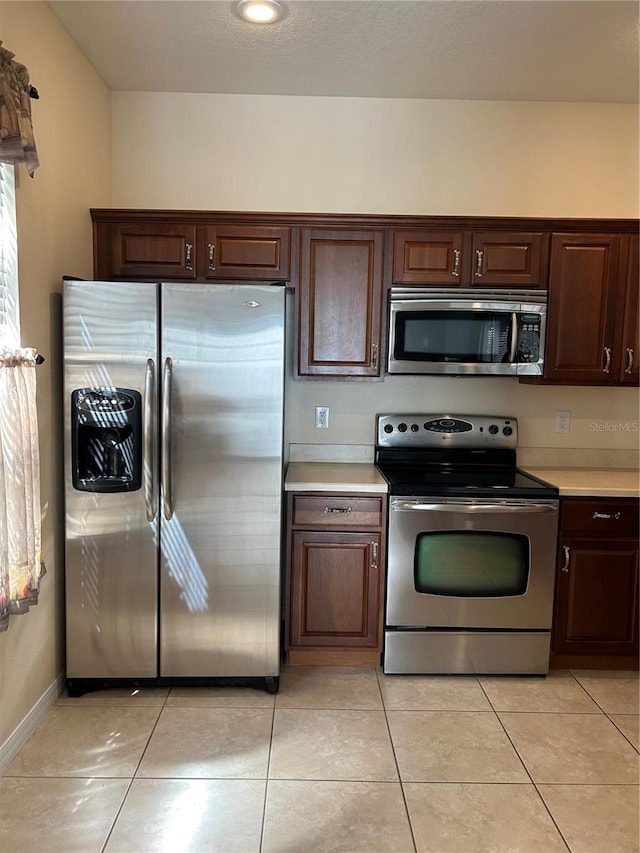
376,668 -> 419,853
477,679 -> 572,853
100,688 -> 172,853
567,671 -> 640,752
259,696 -> 277,853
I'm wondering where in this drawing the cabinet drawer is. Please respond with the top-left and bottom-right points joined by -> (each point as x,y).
561,499 -> 639,537
291,495 -> 384,528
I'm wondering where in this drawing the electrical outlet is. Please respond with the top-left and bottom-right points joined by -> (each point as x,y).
555,410 -> 571,433
315,406 -> 330,429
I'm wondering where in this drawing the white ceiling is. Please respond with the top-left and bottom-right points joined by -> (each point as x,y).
48,0 -> 639,103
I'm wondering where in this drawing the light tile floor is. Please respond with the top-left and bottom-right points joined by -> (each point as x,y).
1,667 -> 638,853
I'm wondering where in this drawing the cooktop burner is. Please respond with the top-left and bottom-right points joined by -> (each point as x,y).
375,413 -> 558,499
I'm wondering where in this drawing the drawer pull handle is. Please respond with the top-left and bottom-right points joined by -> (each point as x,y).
323,506 -> 352,514
561,545 -> 571,573
593,511 -> 621,520
371,541 -> 378,570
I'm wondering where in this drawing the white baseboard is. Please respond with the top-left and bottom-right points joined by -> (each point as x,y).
0,671 -> 65,774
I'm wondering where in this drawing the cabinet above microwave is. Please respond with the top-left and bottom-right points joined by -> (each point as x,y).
392,231 -> 550,288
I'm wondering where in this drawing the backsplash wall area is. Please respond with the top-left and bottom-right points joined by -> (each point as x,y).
284,373 -> 639,468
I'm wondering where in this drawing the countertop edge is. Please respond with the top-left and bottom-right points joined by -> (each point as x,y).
524,467 -> 640,499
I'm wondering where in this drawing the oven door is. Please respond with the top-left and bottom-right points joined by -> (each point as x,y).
386,497 -> 559,630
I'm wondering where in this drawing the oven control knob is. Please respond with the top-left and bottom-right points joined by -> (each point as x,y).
488,424 -> 499,435
383,424 -> 394,434
410,423 -> 419,432
397,422 -> 408,433
503,426 -> 513,436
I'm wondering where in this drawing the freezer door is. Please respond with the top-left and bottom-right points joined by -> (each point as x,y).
159,283 -> 285,677
64,281 -> 159,678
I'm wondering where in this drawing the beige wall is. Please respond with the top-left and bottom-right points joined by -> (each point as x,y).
112,93 -> 638,218
0,2 -> 111,747
112,91 -> 639,456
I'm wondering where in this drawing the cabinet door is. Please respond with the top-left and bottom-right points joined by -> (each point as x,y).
471,232 -> 549,288
619,235 -> 639,385
204,225 -> 291,281
298,229 -> 384,377
554,537 -> 639,655
289,531 -> 381,648
392,231 -> 468,285
544,234 -> 622,382
108,223 -> 197,280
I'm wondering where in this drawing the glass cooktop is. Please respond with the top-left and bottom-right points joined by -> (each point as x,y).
375,463 -> 559,499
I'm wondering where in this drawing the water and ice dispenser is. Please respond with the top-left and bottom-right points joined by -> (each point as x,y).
71,387 -> 142,492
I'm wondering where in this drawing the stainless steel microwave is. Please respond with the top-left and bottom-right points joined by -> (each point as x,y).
388,288 -> 547,376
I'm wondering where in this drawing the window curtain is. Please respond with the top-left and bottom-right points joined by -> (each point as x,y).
0,348 -> 45,631
0,41 -> 39,176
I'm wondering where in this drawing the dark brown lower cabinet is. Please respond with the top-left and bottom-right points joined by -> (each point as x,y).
552,498 -> 639,668
286,493 -> 385,665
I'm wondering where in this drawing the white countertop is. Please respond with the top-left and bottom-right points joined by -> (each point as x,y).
285,462 -> 639,498
285,462 -> 388,493
526,467 -> 640,498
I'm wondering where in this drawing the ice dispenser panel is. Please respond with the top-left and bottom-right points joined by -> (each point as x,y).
71,387 -> 142,492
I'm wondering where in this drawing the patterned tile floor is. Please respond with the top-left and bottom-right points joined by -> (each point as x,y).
1,667 -> 638,852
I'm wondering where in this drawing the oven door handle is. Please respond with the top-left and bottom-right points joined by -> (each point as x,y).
390,500 -> 557,514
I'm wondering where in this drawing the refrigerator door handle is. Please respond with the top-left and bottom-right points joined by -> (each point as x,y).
162,356 -> 174,520
143,358 -> 157,522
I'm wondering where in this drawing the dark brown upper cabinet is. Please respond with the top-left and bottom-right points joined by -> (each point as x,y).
392,230 -> 549,288
297,228 -> 384,378
203,225 -> 290,281
544,233 -> 637,385
619,234 -> 639,385
94,219 -> 290,282
104,222 -> 199,280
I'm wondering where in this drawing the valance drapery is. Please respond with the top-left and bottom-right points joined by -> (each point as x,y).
0,41 -> 39,176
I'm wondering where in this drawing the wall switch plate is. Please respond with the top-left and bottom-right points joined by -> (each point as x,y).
555,410 -> 571,433
315,406 -> 330,429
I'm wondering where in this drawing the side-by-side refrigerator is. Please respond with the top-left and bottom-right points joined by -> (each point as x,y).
63,280 -> 285,695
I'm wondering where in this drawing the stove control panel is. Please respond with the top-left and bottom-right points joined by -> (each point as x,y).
377,414 -> 517,449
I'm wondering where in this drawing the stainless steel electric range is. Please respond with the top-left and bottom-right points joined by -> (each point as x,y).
375,414 -> 559,675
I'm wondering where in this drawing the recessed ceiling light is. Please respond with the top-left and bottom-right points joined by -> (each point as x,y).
236,0 -> 284,24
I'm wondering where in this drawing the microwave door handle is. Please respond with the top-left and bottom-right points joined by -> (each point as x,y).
509,312 -> 518,362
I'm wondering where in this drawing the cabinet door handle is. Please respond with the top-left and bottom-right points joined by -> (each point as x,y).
371,343 -> 378,369
625,347 -> 634,374
371,541 -> 379,570
452,249 -> 461,277
185,242 -> 193,271
474,250 -> 483,277
208,243 -> 216,271
561,545 -> 571,573
323,506 -> 352,514
602,346 -> 611,373
593,511 -> 621,520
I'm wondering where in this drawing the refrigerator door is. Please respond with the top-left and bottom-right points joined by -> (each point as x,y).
64,281 -> 159,678
159,283 -> 285,677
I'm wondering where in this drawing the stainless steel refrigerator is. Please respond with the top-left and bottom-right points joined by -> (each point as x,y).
63,280 -> 285,694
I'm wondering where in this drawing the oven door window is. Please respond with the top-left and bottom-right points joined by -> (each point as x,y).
396,311 -> 513,364
414,531 -> 529,597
